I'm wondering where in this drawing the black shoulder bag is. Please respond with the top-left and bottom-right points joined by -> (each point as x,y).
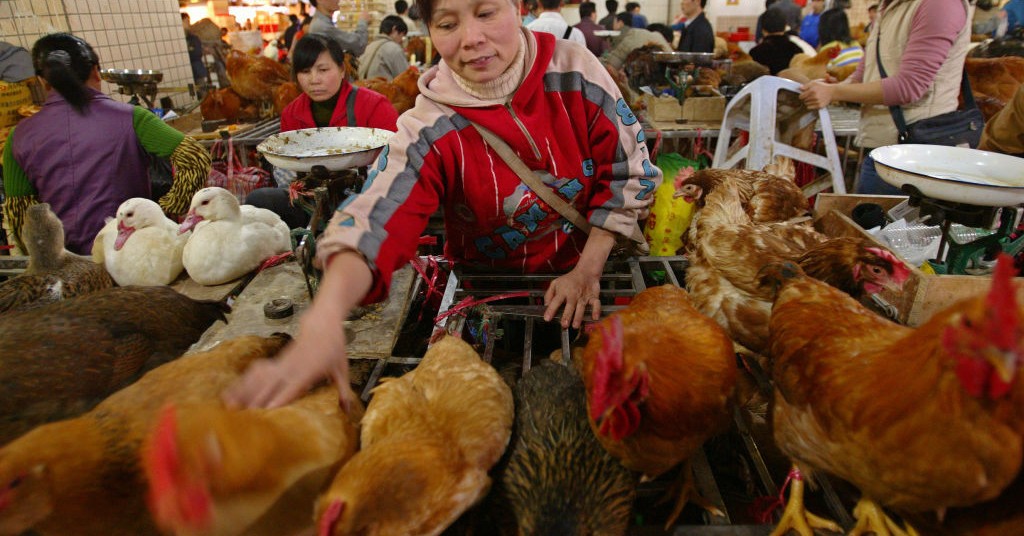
875,26 -> 983,147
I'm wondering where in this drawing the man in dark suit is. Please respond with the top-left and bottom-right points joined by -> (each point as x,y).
677,0 -> 714,53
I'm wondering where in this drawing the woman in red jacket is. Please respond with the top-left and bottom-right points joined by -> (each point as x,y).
248,33 -> 399,228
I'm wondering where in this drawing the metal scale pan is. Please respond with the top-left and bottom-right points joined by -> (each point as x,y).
871,145 -> 1024,274
257,127 -> 394,172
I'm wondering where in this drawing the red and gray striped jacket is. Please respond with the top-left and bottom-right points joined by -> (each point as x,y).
318,30 -> 661,303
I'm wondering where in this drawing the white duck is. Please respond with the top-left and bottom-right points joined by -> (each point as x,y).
179,187 -> 291,285
93,198 -> 188,286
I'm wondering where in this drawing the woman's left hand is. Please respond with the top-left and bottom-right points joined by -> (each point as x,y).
545,266 -> 602,329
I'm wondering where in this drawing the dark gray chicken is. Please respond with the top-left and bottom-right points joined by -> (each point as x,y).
0,286 -> 228,445
495,360 -> 639,536
0,203 -> 114,315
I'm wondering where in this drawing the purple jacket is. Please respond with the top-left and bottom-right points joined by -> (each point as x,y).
13,88 -> 150,254
575,17 -> 609,57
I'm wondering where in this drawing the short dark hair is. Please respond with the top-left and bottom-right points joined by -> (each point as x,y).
699,0 -> 707,7
395,0 -> 409,14
291,34 -> 346,80
579,1 -> 597,18
625,2 -> 639,12
615,11 -> 633,25
605,0 -> 618,12
762,8 -> 787,33
380,14 -> 408,35
181,12 -> 190,21
309,0 -> 318,7
32,33 -> 100,113
817,8 -> 852,44
289,14 -> 299,23
868,3 -> 878,11
647,23 -> 673,44
540,0 -> 561,9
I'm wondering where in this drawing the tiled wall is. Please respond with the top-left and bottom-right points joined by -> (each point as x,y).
0,0 -> 196,108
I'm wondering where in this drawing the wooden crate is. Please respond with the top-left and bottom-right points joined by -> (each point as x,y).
813,193 -> 1024,327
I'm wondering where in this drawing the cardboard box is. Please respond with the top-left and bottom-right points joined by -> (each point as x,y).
0,81 -> 33,129
813,193 -> 1024,326
642,94 -> 682,122
680,93 -> 726,122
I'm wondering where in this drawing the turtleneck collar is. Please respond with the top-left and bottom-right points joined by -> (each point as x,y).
450,31 -> 528,103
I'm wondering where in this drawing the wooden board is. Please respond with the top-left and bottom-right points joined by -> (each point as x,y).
813,193 -> 1024,326
180,262 -> 417,359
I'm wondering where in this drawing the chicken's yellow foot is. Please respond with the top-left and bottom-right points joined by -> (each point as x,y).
769,466 -> 842,536
849,498 -> 919,536
662,460 -> 725,530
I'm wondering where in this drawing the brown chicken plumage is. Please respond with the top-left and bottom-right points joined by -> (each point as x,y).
0,335 -> 290,536
354,66 -> 421,115
199,87 -> 257,123
315,335 -> 514,536
763,255 -> 1024,536
578,285 -> 736,525
273,81 -> 302,116
144,386 -> 364,536
675,167 -> 808,225
965,56 -> 1024,120
0,286 -> 228,445
684,180 -> 909,354
0,203 -> 113,315
495,360 -> 638,536
225,50 -> 291,104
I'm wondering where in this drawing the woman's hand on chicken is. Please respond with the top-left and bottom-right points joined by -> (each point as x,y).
222,251 -> 370,410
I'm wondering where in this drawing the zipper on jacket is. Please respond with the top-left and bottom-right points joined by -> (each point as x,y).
506,104 -> 542,161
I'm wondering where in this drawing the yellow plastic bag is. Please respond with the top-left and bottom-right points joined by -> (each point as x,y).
644,153 -> 699,256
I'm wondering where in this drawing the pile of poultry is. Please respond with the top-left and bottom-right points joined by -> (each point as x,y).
200,50 -> 297,122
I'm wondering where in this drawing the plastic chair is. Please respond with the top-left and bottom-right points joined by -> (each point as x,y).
712,76 -> 846,194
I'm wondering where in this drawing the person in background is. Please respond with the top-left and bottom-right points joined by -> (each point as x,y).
2,33 -> 210,255
358,15 -> 411,80
407,3 -> 430,35
523,0 -> 541,25
604,11 -> 671,70
0,42 -> 33,82
972,0 -> 1002,36
625,2 -> 648,28
394,0 -> 418,33
750,9 -> 804,74
577,2 -> 610,56
816,8 -> 863,75
1004,0 -> 1024,34
755,0 -> 777,41
247,34 -> 399,229
676,0 -> 714,53
283,14 -> 301,51
799,0 -> 825,47
309,0 -> 371,56
647,23 -> 675,46
182,13 -> 209,91
528,0 -> 587,46
863,3 -> 878,35
599,0 -> 619,30
799,0 -> 972,195
225,0 -> 659,409
768,0 -> 802,37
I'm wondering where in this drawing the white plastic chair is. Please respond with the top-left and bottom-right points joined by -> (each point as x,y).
712,76 -> 846,194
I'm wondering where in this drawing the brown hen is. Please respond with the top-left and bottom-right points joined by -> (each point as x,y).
354,66 -> 421,115
763,255 -> 1024,536
0,335 -> 289,536
0,286 -> 228,445
225,50 -> 291,104
144,386 -> 364,536
315,336 -> 513,536
684,180 -> 909,354
578,285 -> 736,526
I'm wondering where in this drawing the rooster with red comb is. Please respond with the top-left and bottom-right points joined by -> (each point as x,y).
763,253 -> 1024,536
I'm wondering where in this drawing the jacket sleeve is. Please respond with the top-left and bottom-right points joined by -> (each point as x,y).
316,109 -> 443,303
1,127 -> 37,253
132,107 -> 210,215
581,54 -> 662,240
